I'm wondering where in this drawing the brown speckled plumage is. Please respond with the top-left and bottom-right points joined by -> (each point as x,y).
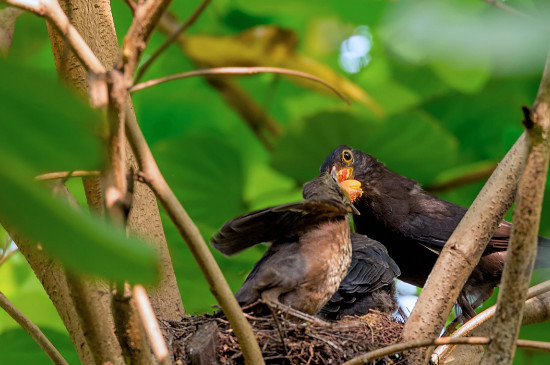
211,173 -> 355,315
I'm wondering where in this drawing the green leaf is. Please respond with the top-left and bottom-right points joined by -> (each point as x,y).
0,154 -> 158,283
0,58 -> 105,175
153,133 -> 246,237
0,328 -> 80,365
271,110 -> 458,184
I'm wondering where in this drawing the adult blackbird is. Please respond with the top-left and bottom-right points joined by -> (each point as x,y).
321,145 -> 550,320
211,172 -> 359,315
319,232 -> 401,320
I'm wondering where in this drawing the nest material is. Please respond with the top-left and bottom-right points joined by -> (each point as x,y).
166,308 -> 406,364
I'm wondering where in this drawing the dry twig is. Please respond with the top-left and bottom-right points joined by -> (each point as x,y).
130,66 -> 351,105
0,291 -> 69,365
134,0 -> 212,83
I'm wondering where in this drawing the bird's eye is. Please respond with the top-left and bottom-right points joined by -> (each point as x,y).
342,150 -> 353,163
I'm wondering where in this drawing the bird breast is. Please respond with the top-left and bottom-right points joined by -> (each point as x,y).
296,219 -> 352,314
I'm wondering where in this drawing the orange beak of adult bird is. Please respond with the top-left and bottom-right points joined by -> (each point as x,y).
331,167 -> 363,205
331,166 -> 363,202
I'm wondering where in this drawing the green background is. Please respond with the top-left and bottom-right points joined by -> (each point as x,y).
2,0 -> 550,363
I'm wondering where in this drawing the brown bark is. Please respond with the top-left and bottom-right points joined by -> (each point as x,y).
112,283 -> 155,365
47,0 -> 184,322
10,232 -> 95,364
482,52 -> 550,365
402,134 -> 529,342
0,7 -> 23,56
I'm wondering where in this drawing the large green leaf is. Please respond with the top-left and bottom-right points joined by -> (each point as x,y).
0,58 -> 105,174
271,110 -> 458,184
0,154 -> 158,283
153,133 -> 246,236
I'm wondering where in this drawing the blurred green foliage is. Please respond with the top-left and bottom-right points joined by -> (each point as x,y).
2,0 -> 550,363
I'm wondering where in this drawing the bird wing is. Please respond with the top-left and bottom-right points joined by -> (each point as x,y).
234,243 -> 304,306
321,233 -> 400,316
407,196 -> 512,253
211,199 -> 350,256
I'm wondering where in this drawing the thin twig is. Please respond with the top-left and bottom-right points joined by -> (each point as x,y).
130,66 -> 351,105
0,248 -> 18,266
482,0 -> 531,19
343,337 -> 491,365
125,110 -> 264,365
0,291 -> 69,365
134,0 -> 212,83
425,163 -> 497,193
134,285 -> 171,365
433,279 -> 550,362
118,0 -> 174,81
35,170 -> 101,181
5,0 -> 105,74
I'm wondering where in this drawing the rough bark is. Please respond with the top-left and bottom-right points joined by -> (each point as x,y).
9,231 -> 95,364
482,52 -> 550,365
402,134 -> 529,341
47,0 -> 184,322
0,7 -> 23,56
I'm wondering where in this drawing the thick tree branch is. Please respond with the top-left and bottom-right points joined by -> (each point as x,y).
402,133 -> 529,341
134,0 -> 212,83
126,110 -> 264,365
130,66 -> 351,105
0,7 -> 24,56
3,0 -> 105,74
118,0 -> 173,81
482,50 -> 550,365
0,291 -> 69,365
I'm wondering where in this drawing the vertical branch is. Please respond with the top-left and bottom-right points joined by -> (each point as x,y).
126,111 -> 265,365
482,51 -> 550,365
402,133 -> 529,342
134,285 -> 171,365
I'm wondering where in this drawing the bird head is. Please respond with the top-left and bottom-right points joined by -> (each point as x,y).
321,145 -> 363,201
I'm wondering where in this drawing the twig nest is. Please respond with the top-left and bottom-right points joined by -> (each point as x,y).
166,309 -> 407,364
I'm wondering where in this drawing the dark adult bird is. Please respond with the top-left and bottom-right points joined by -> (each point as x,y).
321,145 -> 550,320
211,172 -> 361,315
319,232 -> 401,320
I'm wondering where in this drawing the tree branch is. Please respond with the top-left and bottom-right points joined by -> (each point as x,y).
129,66 -> 351,105
125,110 -> 264,364
134,0 -> 212,83
0,291 -> 69,365
3,0 -> 105,74
433,280 -> 550,363
118,0 -> 173,82
402,132 -> 529,341
425,162 -> 497,193
156,12 -> 282,150
482,49 -> 550,365
343,335 -> 550,365
134,285 -> 171,365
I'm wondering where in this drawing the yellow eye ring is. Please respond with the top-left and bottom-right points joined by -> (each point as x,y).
342,149 -> 353,163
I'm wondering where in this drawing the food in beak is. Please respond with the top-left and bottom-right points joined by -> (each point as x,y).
340,179 -> 362,201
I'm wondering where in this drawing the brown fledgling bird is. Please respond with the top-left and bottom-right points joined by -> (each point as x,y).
211,172 -> 360,315
321,145 -> 550,321
319,232 -> 400,320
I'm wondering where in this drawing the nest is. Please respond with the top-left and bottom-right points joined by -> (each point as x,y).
165,306 -> 406,364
